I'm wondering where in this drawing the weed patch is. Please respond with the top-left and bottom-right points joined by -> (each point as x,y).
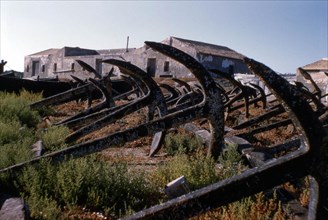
17,156 -> 160,218
164,130 -> 202,155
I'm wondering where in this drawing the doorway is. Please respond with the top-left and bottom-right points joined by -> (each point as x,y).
96,59 -> 102,76
32,61 -> 40,76
147,58 -> 156,77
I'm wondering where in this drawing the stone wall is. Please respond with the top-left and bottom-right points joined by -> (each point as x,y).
24,40 -> 250,80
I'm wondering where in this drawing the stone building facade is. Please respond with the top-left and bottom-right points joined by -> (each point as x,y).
296,58 -> 328,102
24,36 -> 250,80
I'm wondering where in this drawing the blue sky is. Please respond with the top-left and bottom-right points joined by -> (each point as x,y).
1,0 -> 327,74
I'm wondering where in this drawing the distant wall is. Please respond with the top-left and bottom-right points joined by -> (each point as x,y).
296,69 -> 328,102
196,53 -> 249,74
24,42 -> 250,80
234,73 -> 296,95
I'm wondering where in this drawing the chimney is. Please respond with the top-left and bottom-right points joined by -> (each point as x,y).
126,36 -> 129,52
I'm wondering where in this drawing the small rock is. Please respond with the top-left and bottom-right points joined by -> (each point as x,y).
31,140 -> 44,157
164,176 -> 190,199
0,197 -> 29,220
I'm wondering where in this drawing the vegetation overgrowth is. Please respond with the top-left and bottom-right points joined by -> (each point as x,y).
0,91 -> 299,219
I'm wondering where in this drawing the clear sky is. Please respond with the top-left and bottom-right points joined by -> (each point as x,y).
0,0 -> 327,74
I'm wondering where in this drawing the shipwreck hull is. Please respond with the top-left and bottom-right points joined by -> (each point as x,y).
0,75 -> 131,97
0,75 -> 73,97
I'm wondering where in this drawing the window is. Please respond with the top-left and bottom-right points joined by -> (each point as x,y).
164,61 -> 170,72
71,63 -> 75,70
26,65 -> 29,72
53,63 -> 57,72
42,65 -> 45,72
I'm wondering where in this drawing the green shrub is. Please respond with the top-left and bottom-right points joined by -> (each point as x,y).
151,152 -> 218,191
27,195 -> 61,220
40,126 -> 70,151
199,191 -> 287,220
164,131 -> 202,155
17,160 -> 60,219
0,138 -> 34,170
188,145 -> 287,219
0,120 -> 22,146
17,156 -> 159,219
0,122 -> 35,170
0,91 -> 42,170
19,89 -> 43,103
152,143 -> 246,192
35,106 -> 56,118
218,143 -> 247,180
20,88 -> 56,117
0,91 -> 41,127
